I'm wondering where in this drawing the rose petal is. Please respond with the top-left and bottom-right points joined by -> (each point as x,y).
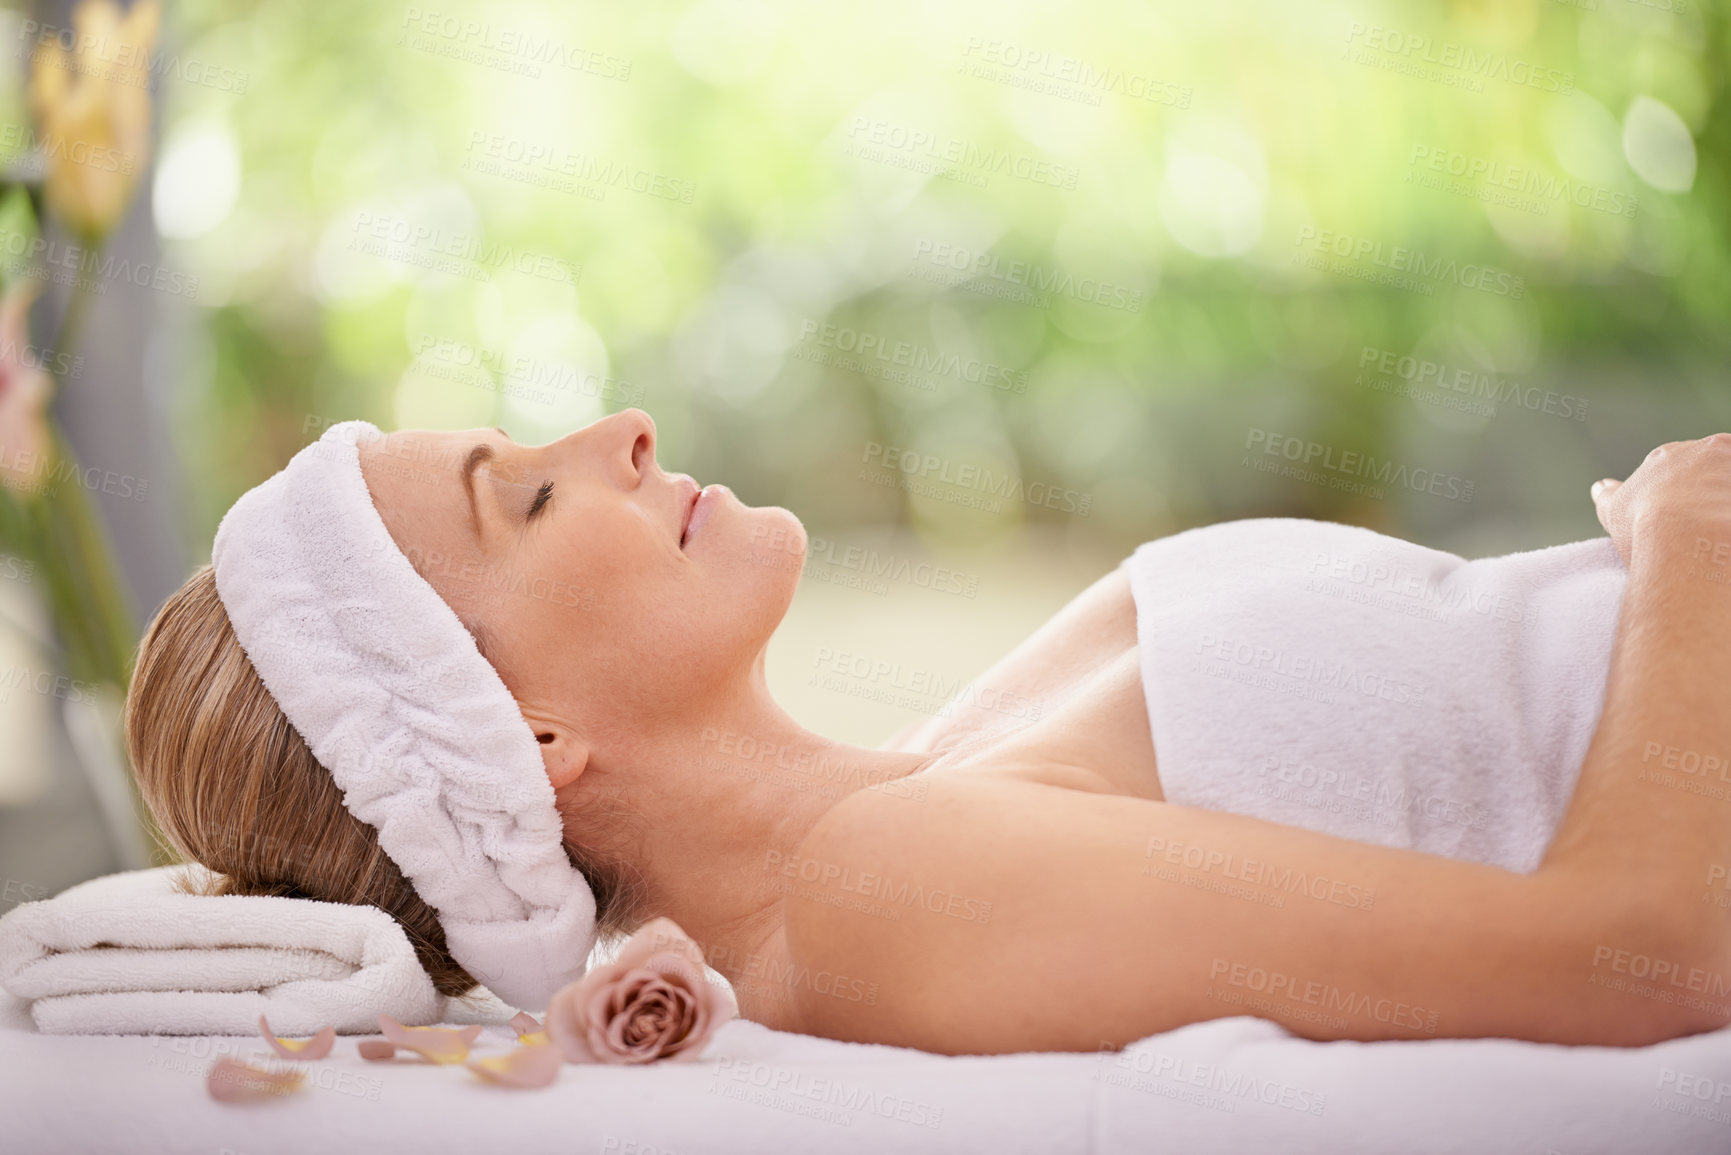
611,917 -> 709,974
544,982 -> 599,1064
508,1011 -> 542,1040
357,1040 -> 397,1061
206,1056 -> 305,1102
466,1040 -> 562,1089
376,1014 -> 483,1065
256,1015 -> 336,1061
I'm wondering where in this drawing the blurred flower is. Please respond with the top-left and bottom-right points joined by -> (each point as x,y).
0,282 -> 51,499
375,1014 -> 483,1064
26,0 -> 160,243
508,1009 -> 549,1045
256,1014 -> 336,1060
205,1056 -> 305,1102
545,917 -> 736,1065
465,1037 -> 561,1088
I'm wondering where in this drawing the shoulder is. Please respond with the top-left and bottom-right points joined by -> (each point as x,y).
778,776 -> 1006,1049
779,774 -> 1145,1053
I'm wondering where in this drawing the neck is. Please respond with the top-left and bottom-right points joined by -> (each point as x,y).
597,674 -> 933,993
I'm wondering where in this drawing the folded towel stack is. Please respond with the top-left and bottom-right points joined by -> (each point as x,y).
0,865 -> 471,1035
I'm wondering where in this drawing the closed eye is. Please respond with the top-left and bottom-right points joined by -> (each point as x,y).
526,480 -> 554,521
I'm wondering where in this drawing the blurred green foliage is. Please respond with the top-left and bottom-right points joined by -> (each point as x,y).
92,0 -> 1731,557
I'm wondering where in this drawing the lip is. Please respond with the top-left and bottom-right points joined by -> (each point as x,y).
683,485 -> 724,548
677,478 -> 701,548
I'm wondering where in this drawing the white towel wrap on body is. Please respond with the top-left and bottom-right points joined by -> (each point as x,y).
1125,518 -> 1631,872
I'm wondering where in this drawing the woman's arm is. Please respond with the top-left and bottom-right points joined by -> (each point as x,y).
1543,435 -> 1731,893
785,774 -> 1696,1055
785,437 -> 1731,1056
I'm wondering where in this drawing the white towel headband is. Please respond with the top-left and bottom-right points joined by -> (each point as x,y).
209,419 -> 596,1012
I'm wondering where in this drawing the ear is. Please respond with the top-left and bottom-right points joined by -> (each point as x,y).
521,710 -> 589,791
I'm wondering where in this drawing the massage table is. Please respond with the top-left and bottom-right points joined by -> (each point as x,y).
5,987 -> 1730,1154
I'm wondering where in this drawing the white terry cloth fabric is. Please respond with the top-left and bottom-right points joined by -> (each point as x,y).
1125,518 -> 1630,872
0,864 -> 450,1035
1,1008 -> 1728,1154
1091,1015 -> 1731,1155
209,420 -> 596,1012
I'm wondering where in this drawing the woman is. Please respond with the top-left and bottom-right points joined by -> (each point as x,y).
123,408 -> 1731,1056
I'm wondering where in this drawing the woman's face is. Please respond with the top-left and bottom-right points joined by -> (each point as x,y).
356,408 -> 806,753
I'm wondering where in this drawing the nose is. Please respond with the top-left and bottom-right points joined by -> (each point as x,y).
591,407 -> 657,486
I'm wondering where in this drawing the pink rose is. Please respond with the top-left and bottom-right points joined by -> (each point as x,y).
545,917 -> 736,1065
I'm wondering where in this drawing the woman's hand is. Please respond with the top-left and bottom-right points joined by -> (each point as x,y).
1591,433 -> 1731,565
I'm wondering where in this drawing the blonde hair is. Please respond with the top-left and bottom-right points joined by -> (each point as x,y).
123,565 -> 649,998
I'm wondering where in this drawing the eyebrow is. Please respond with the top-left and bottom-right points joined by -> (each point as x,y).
458,428 -> 509,538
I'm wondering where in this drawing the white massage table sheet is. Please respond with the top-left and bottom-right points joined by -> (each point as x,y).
4,996 -> 1730,1154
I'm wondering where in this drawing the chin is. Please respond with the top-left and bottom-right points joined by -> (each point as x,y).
692,499 -> 805,660
710,498 -> 806,593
